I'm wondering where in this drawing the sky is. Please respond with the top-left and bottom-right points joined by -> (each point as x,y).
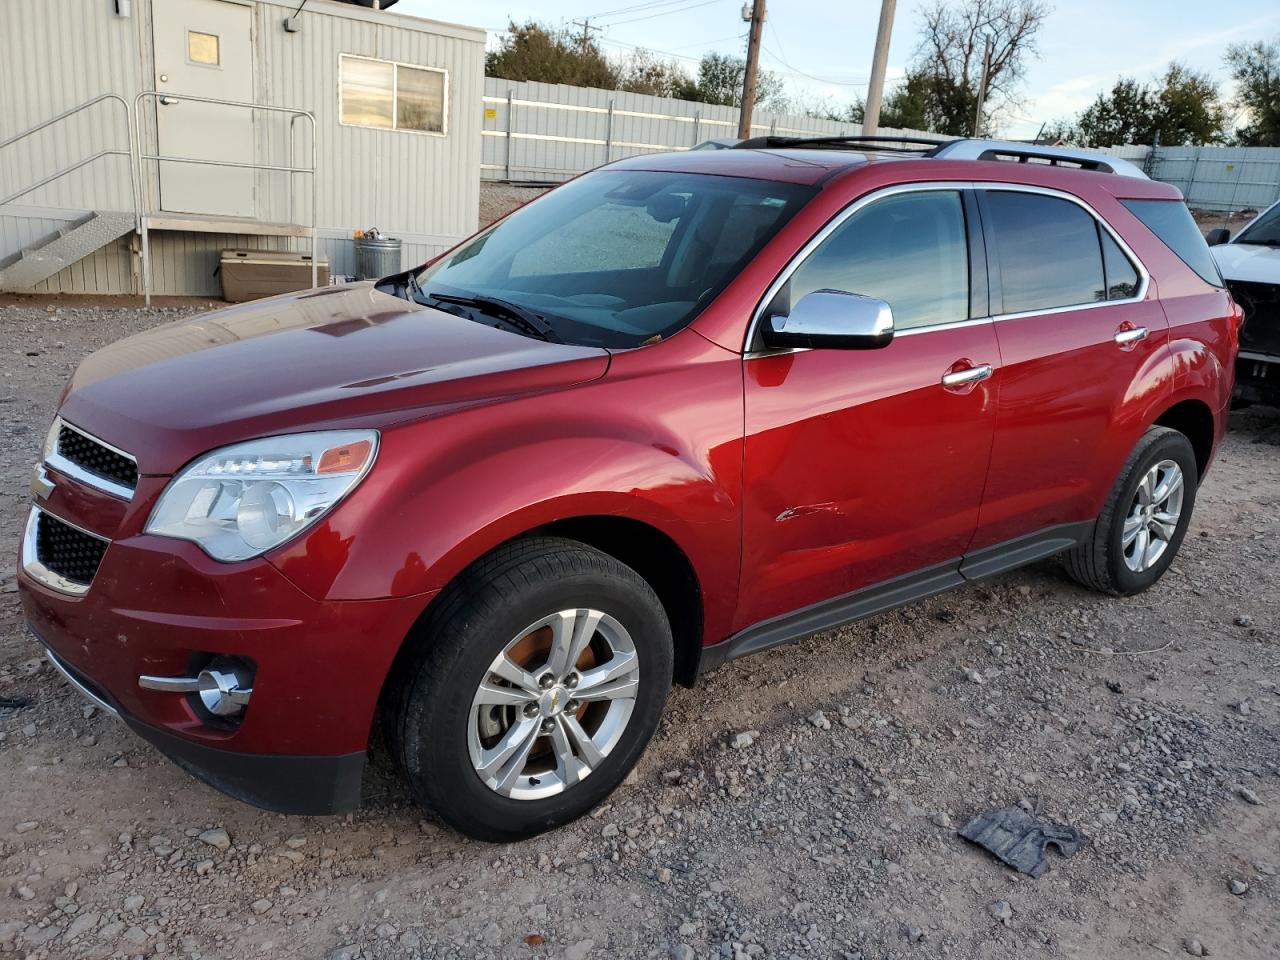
395,0 -> 1280,139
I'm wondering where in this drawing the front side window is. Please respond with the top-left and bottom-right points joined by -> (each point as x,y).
415,170 -> 813,348
985,191 -> 1106,313
340,55 -> 446,135
783,190 -> 970,331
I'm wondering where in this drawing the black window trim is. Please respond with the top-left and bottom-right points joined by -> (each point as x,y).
744,181 -> 1149,356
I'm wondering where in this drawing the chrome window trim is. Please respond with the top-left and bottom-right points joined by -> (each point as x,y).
47,418 -> 137,501
20,506 -> 109,597
742,181 -> 1152,356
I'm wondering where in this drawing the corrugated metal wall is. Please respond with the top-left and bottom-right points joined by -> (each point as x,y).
1096,144 -> 1280,212
481,78 -> 934,182
0,0 -> 484,295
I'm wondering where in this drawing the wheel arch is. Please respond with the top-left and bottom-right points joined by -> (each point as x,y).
1152,396 -> 1217,478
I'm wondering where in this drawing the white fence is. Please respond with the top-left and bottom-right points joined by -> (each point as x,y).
480,78 -> 935,183
1098,144 -> 1280,212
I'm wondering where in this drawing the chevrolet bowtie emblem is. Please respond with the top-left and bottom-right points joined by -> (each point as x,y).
31,464 -> 54,501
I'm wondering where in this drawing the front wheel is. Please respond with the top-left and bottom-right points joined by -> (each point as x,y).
387,538 -> 673,841
1065,426 -> 1199,596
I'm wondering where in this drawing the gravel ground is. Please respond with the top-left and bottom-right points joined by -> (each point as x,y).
1,299 -> 1278,960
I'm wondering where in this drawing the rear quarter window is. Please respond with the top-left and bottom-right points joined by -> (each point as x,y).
1121,199 -> 1223,288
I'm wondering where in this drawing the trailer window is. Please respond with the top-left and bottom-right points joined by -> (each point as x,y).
340,54 -> 447,136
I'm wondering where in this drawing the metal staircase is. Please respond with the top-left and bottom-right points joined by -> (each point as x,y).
1,92 -> 317,301
0,211 -> 135,290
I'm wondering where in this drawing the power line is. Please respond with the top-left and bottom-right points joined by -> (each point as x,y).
761,40 -> 868,87
599,0 -> 725,29
578,0 -> 697,22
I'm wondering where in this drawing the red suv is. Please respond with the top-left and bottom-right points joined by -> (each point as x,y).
19,138 -> 1239,841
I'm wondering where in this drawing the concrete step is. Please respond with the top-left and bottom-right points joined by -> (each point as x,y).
0,211 -> 134,290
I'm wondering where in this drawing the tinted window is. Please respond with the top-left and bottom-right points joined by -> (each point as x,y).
785,191 -> 969,331
1100,228 -> 1140,300
985,192 -> 1105,313
1121,199 -> 1223,287
416,170 -> 813,348
1232,201 -> 1280,246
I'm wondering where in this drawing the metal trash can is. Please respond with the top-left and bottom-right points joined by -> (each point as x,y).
353,229 -> 401,280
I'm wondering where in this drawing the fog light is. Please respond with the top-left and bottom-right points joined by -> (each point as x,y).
139,659 -> 254,718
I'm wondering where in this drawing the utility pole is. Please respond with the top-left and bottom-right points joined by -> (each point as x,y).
570,18 -> 599,55
737,0 -> 766,140
862,0 -> 897,137
972,36 -> 993,137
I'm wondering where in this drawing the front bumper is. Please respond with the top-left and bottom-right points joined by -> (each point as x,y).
43,641 -> 364,814
19,504 -> 432,815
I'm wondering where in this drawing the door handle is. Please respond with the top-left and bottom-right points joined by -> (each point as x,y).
941,364 -> 993,388
1114,326 -> 1148,346
158,96 -> 179,106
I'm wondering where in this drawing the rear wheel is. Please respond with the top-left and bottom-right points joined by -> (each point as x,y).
388,538 -> 672,841
1065,426 -> 1198,596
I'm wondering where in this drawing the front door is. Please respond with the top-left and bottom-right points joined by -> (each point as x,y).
152,0 -> 255,218
738,188 -> 999,631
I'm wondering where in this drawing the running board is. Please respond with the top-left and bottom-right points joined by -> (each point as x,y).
697,522 -> 1093,677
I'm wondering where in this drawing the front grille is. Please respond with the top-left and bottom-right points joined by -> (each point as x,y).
35,511 -> 108,587
57,425 -> 138,491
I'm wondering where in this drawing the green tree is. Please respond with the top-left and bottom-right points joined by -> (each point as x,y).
485,20 -> 618,89
1058,64 -> 1227,146
1226,39 -> 1280,146
614,49 -> 694,99
678,52 -> 789,111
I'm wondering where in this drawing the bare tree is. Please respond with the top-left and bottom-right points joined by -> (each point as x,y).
908,0 -> 1049,134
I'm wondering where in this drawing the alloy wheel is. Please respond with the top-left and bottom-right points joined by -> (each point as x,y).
467,608 -> 639,800
1121,459 -> 1185,573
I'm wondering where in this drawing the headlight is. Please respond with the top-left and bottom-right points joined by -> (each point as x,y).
145,430 -> 378,561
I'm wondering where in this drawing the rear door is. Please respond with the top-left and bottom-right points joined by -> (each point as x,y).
970,186 -> 1170,552
151,0 -> 255,217
737,187 -> 999,631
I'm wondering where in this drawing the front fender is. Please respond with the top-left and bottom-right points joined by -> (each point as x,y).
269,335 -> 745,641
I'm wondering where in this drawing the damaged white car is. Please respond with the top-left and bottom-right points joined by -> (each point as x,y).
1209,200 -> 1280,407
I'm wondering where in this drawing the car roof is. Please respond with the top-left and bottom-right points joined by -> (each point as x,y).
608,142 -> 1181,199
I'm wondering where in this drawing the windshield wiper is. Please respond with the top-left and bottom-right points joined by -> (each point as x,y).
422,291 -> 563,343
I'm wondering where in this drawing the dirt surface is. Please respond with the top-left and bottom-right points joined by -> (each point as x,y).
1,300 -> 1278,960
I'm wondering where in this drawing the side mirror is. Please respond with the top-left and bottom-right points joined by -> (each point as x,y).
762,289 -> 894,350
1205,228 -> 1230,246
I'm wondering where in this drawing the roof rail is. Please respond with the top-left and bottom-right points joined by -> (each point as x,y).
928,139 -> 1149,179
735,134 -> 951,155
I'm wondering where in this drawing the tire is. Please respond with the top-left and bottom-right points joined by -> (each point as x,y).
387,537 -> 673,842
1064,426 -> 1199,596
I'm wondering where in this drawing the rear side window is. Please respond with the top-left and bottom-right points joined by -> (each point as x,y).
984,191 -> 1105,313
1100,229 -> 1140,300
1121,199 -> 1223,287
786,190 -> 969,331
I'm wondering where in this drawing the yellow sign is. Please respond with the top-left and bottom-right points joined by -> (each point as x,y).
484,107 -> 497,120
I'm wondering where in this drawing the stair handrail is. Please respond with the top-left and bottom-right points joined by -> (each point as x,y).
132,91 -> 319,300
0,93 -> 136,214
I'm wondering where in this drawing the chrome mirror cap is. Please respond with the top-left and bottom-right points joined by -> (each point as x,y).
763,289 -> 895,350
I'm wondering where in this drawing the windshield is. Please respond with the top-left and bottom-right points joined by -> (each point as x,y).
1237,203 -> 1280,246
416,170 -> 814,347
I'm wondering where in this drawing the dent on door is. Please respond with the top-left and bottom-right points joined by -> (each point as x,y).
738,324 -> 1000,630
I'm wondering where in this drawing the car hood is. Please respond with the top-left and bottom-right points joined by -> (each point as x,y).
1212,242 -> 1280,285
58,283 -> 611,475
